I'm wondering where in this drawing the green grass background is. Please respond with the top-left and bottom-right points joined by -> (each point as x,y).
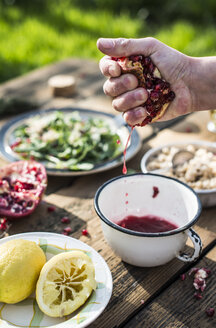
0,0 -> 216,83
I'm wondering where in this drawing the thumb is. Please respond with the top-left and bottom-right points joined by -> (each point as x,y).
97,37 -> 158,57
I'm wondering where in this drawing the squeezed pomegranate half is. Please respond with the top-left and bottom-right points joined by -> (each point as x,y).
112,55 -> 175,126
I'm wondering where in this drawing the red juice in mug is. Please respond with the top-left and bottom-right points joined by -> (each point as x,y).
116,214 -> 178,233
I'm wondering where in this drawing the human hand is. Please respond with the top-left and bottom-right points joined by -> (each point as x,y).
97,37 -> 193,126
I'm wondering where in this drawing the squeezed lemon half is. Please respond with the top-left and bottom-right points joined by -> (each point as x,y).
36,251 -> 97,317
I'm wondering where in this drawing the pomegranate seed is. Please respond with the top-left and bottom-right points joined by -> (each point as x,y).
47,206 -> 56,212
152,186 -> 159,198
116,139 -> 121,144
142,56 -> 151,66
146,105 -> 154,114
155,82 -> 166,91
10,139 -> 21,149
140,116 -> 152,126
148,62 -> 154,73
1,218 -> 7,224
82,229 -> 88,236
63,227 -> 72,234
180,273 -> 186,281
0,223 -> 7,231
129,55 -> 142,62
14,185 -> 20,192
150,91 -> 160,101
61,216 -> 70,224
151,110 -> 158,118
194,292 -> 203,300
206,308 -> 215,317
167,91 -> 175,101
146,80 -> 153,89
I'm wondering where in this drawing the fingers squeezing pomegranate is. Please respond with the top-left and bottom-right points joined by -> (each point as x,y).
112,55 -> 175,126
0,161 -> 47,219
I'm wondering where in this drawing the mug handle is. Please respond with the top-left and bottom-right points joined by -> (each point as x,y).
177,228 -> 202,262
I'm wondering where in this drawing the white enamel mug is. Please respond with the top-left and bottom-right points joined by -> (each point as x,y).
94,173 -> 202,267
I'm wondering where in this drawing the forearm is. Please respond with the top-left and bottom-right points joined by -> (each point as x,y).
189,56 -> 216,112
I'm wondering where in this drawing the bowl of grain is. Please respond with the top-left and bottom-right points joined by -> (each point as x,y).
141,141 -> 216,207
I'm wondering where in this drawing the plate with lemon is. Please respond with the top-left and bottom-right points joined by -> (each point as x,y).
0,232 -> 113,328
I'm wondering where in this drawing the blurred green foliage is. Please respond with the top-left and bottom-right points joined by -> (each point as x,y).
0,0 -> 216,83
11,0 -> 216,24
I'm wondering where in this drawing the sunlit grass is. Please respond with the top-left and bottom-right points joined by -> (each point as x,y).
155,21 -> 216,56
0,5 -> 142,82
0,4 -> 216,83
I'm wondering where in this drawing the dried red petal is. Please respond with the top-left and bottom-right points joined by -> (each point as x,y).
152,186 -> 159,198
180,273 -> 186,281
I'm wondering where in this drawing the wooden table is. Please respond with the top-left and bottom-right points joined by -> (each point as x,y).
0,59 -> 215,328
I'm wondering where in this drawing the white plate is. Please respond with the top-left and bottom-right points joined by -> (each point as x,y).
0,107 -> 141,176
0,232 -> 113,328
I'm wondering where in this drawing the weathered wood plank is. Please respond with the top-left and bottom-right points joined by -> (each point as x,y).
123,247 -> 216,328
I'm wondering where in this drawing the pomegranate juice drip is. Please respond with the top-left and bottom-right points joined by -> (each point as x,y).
123,127 -> 134,175
116,215 -> 178,233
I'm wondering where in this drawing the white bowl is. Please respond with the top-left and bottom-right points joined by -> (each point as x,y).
140,140 -> 216,208
94,173 -> 202,267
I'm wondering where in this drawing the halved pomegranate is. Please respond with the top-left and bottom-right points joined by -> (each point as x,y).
112,55 -> 175,126
0,161 -> 47,219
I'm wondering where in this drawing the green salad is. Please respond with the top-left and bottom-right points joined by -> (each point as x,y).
11,111 -> 122,171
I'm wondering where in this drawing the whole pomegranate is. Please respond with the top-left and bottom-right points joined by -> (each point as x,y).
0,161 -> 47,219
112,55 -> 175,126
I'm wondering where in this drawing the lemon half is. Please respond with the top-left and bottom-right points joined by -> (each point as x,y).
0,239 -> 46,304
36,251 -> 97,317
